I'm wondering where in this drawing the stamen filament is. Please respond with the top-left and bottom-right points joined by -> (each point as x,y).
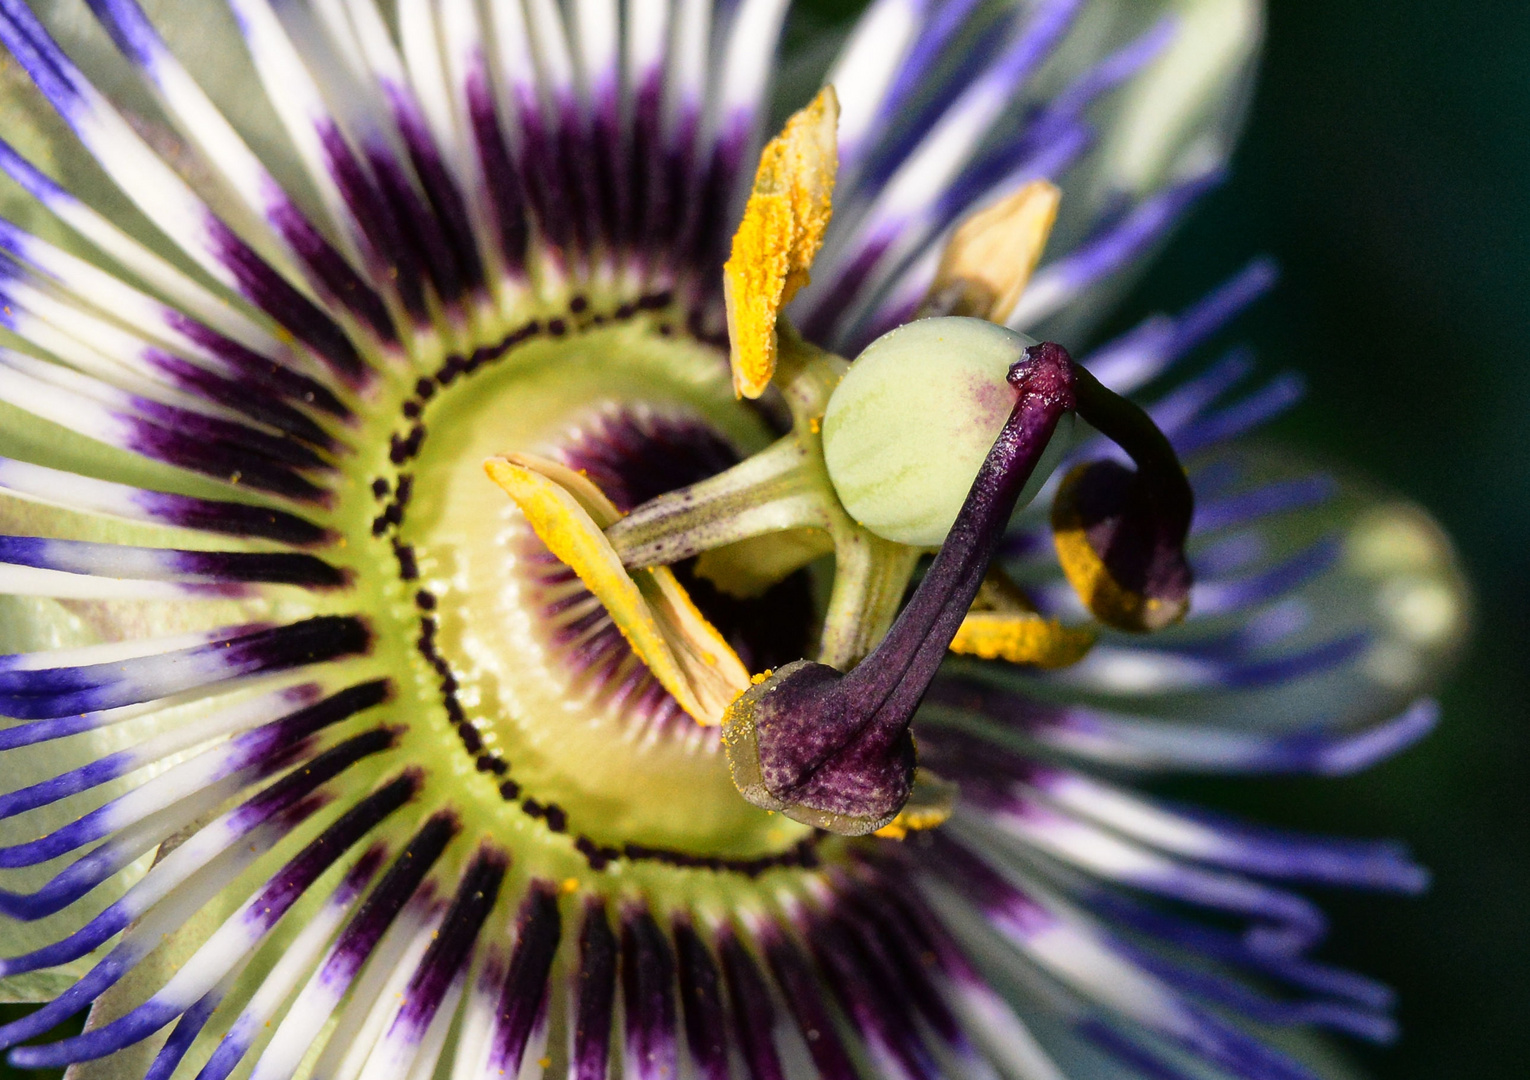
817,532 -> 921,672
604,329 -> 921,671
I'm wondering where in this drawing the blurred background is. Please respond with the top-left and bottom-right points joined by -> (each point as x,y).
1130,2 -> 1530,1073
2,0 -> 1525,1077
791,0 -> 1530,1074
1165,2 -> 1530,1074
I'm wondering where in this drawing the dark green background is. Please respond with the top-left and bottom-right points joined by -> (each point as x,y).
799,0 -> 1530,1075
1137,3 -> 1530,1074
5,1 -> 1527,1077
1186,3 -> 1530,1074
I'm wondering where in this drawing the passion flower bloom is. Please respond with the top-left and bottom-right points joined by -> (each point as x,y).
0,0 -> 1466,1078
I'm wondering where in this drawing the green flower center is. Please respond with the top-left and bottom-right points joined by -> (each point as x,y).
341,305 -> 817,869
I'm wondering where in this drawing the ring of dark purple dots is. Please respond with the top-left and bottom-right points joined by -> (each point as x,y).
369,294 -> 820,876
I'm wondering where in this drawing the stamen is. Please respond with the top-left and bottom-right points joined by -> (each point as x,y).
722,86 -> 839,399
602,434 -> 825,569
484,452 -> 750,725
950,613 -> 1097,667
605,331 -> 919,670
918,179 -> 1060,322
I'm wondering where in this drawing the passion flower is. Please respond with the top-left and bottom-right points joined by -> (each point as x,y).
0,1 -> 1465,1079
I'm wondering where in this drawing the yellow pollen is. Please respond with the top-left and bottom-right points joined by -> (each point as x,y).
872,770 -> 957,839
484,454 -> 751,725
723,86 -> 839,399
949,611 -> 1097,668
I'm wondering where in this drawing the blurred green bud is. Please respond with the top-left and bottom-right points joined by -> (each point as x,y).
822,317 -> 1074,547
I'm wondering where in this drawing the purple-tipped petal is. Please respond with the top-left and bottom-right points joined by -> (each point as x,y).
759,927 -> 860,1080
8,772 -> 419,1067
715,929 -> 785,1080
673,918 -> 728,1080
374,845 -> 506,1070
621,908 -> 678,1080
486,882 -> 561,1077
0,616 -> 369,720
804,903 -> 940,1080
0,725 -> 396,968
570,899 -> 618,1080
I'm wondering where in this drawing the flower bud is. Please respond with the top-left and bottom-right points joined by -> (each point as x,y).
822,317 -> 1074,547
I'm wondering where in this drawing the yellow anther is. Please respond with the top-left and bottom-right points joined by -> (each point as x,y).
484,453 -> 752,726
922,179 -> 1060,323
723,86 -> 840,399
949,611 -> 1096,668
948,565 -> 1094,666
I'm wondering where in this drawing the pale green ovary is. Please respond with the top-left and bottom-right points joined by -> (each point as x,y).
822,317 -> 1027,547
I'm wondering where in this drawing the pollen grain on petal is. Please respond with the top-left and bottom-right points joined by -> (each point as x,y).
723,86 -> 840,399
